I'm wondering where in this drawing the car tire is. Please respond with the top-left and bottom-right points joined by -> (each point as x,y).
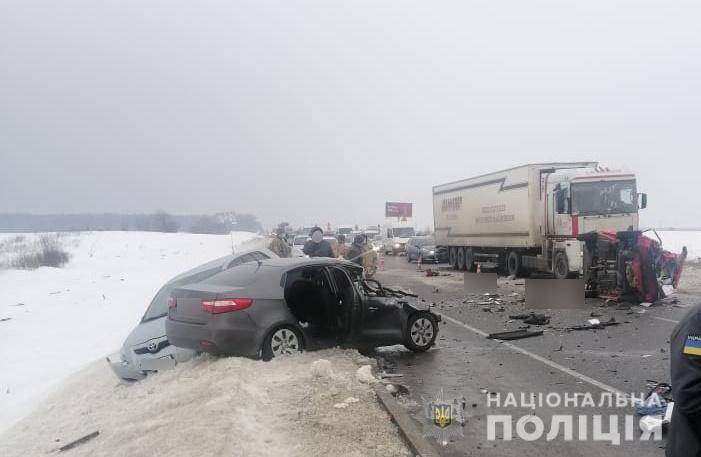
403,313 -> 438,352
407,252 -> 412,263
261,326 -> 304,361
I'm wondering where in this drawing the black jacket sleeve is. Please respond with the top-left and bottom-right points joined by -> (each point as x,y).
671,306 -> 701,418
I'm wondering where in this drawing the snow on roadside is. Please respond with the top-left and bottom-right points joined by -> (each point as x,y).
0,350 -> 409,457
0,231 -> 257,432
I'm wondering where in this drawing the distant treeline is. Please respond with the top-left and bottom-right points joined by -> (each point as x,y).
0,211 -> 262,234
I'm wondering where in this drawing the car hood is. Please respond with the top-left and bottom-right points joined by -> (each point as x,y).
123,316 -> 166,348
421,245 -> 437,251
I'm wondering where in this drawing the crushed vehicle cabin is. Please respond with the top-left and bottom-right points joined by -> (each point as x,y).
165,257 -> 440,359
578,230 -> 687,303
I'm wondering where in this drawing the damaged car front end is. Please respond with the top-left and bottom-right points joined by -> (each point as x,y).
578,230 -> 687,303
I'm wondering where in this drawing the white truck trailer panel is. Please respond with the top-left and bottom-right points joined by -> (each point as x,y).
433,162 -> 598,249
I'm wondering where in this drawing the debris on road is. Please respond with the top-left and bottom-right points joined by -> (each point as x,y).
0,317 -> 11,322
508,313 -> 550,325
634,383 -> 673,416
523,314 -> 551,325
569,317 -> 621,331
487,329 -> 544,341
57,430 -> 99,452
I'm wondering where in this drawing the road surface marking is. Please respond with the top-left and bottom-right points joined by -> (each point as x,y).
652,316 -> 680,324
438,313 -> 627,397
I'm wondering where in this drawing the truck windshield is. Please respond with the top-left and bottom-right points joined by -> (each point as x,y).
392,227 -> 415,238
571,180 -> 637,215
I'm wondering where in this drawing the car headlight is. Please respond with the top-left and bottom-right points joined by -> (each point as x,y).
394,243 -> 400,248
429,250 -> 435,255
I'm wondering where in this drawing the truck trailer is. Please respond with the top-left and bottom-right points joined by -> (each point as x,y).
432,162 -> 647,278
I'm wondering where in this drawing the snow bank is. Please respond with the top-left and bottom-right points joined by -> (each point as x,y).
0,350 -> 408,457
0,231 -> 257,431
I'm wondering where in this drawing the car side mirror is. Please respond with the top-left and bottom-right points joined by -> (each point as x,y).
639,193 -> 647,209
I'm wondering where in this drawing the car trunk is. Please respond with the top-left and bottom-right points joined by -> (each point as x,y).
169,284 -> 232,324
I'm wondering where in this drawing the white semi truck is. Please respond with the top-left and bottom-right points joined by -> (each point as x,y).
432,162 -> 647,278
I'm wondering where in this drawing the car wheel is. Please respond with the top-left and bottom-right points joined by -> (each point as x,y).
407,251 -> 412,262
262,326 -> 303,361
404,313 -> 438,352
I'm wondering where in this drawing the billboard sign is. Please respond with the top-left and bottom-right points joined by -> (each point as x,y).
385,202 -> 413,218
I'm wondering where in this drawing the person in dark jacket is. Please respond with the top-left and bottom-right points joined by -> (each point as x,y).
667,303 -> 701,457
303,227 -> 335,258
345,234 -> 366,266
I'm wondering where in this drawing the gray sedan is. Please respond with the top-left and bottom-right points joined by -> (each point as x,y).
406,236 -> 439,263
166,257 -> 441,360
107,248 -> 277,381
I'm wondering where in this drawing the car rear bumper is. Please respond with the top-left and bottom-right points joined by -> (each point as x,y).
166,314 -> 262,357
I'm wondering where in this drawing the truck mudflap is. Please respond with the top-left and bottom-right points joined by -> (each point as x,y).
578,230 -> 687,302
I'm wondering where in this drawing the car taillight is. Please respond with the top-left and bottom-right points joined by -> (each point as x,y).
168,296 -> 177,308
201,298 -> 253,314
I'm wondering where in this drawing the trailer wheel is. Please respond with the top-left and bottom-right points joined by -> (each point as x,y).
456,247 -> 466,270
449,247 -> 458,269
507,251 -> 522,277
553,251 -> 573,279
465,247 -> 475,272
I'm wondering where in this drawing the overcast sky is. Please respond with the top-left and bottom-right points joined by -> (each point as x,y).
1,0 -> 700,229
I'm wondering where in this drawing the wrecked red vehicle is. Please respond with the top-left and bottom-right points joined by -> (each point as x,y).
578,230 -> 687,303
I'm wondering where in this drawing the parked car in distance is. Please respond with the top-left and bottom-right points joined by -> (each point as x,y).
292,235 -> 309,250
107,248 -> 278,381
166,257 -> 441,360
406,236 -> 439,263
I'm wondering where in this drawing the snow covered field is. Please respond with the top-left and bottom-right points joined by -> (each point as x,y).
0,349 -> 407,457
0,231 -> 259,432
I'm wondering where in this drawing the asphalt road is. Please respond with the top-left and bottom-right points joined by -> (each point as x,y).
371,254 -> 699,457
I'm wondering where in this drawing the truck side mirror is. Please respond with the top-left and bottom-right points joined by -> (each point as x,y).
639,193 -> 647,209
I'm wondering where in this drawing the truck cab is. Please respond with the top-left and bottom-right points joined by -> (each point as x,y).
542,166 -> 647,278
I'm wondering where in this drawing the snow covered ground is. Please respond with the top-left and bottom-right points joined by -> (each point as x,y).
0,231 -> 260,432
0,349 -> 408,457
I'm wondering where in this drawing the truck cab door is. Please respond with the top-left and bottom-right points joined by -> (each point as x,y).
552,185 -> 573,237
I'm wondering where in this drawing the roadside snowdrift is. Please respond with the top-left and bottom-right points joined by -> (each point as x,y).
0,350 -> 408,457
0,231 -> 258,431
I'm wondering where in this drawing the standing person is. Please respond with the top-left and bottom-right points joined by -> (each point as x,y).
345,234 -> 366,266
268,227 -> 292,258
336,234 -> 347,258
667,303 -> 701,457
303,227 -> 335,258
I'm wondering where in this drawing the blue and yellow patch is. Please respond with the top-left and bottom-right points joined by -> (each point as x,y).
683,335 -> 701,356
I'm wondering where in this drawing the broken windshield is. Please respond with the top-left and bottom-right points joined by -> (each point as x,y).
571,180 -> 637,215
